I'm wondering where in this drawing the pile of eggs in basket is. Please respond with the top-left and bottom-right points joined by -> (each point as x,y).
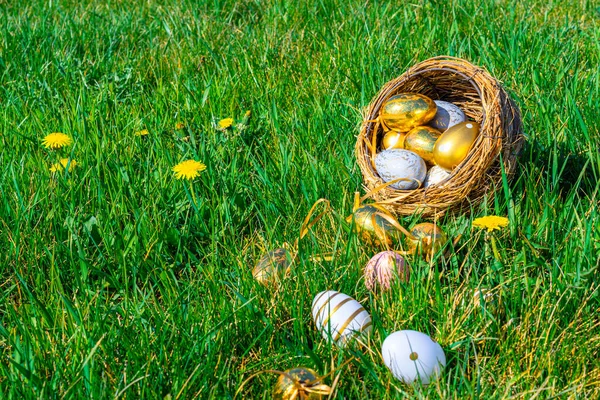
375,93 -> 480,190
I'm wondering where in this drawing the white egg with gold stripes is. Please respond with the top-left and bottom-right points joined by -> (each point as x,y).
311,290 -> 372,347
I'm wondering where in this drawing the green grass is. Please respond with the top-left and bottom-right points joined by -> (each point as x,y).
1,0 -> 599,398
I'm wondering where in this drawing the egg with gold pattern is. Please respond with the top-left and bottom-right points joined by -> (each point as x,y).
382,130 -> 406,150
351,204 -> 403,246
380,93 -> 437,132
252,248 -> 293,286
406,223 -> 447,258
433,121 -> 480,171
273,367 -> 330,400
404,126 -> 442,164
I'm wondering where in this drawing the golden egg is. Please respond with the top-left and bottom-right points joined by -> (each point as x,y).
406,223 -> 447,258
403,126 -> 442,164
273,368 -> 329,400
380,93 -> 437,132
352,204 -> 403,246
433,121 -> 480,171
252,248 -> 293,286
382,130 -> 406,150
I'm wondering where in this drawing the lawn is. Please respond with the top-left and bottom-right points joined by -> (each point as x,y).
1,0 -> 599,398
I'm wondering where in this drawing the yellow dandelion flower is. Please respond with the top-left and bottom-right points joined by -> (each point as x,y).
175,122 -> 185,130
135,129 -> 149,136
172,160 -> 206,180
42,133 -> 72,149
50,158 -> 78,173
218,118 -> 234,129
244,110 -> 251,118
472,216 -> 509,232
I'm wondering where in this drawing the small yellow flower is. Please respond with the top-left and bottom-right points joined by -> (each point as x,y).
218,118 -> 234,129
473,216 -> 509,232
175,122 -> 185,130
42,133 -> 72,149
244,110 -> 251,118
135,129 -> 149,136
50,158 -> 78,173
172,160 -> 206,180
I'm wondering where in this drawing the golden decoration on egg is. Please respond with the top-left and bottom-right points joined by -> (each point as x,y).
403,126 -> 442,165
405,223 -> 448,258
349,204 -> 403,247
433,121 -> 480,171
382,130 -> 406,150
273,367 -> 331,400
379,93 -> 437,132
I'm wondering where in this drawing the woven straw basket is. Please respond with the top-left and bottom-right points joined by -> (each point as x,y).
356,56 -> 523,218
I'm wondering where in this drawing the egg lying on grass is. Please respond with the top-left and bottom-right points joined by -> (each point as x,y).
273,367 -> 331,400
364,251 -> 410,292
252,248 -> 293,286
350,204 -> 403,247
405,223 -> 447,258
312,290 -> 372,347
382,330 -> 446,385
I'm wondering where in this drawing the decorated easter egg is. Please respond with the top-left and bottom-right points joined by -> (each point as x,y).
429,100 -> 466,131
375,149 -> 427,190
252,248 -> 293,286
382,330 -> 446,385
404,126 -> 442,164
312,290 -> 372,346
382,130 -> 406,150
364,251 -> 409,292
380,93 -> 437,132
273,367 -> 330,400
351,204 -> 403,246
406,223 -> 447,257
423,166 -> 452,188
433,121 -> 480,171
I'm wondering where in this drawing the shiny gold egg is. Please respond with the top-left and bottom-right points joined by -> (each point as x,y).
382,130 -> 406,150
380,93 -> 437,132
273,368 -> 330,400
406,223 -> 447,258
252,248 -> 293,286
433,121 -> 480,171
352,205 -> 403,247
404,126 -> 442,164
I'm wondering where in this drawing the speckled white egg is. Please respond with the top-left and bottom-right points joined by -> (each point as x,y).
374,149 -> 426,190
312,290 -> 372,347
429,100 -> 466,132
423,166 -> 452,188
382,330 -> 446,385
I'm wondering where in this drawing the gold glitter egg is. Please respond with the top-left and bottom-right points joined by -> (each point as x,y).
380,93 -> 437,132
404,126 -> 442,165
382,130 -> 406,150
252,248 -> 293,286
433,121 -> 480,171
273,367 -> 330,400
406,223 -> 447,258
351,204 -> 403,246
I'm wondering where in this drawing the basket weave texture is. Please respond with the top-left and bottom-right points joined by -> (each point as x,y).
356,56 -> 523,218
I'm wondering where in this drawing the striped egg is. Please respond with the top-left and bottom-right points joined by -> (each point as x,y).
311,291 -> 372,346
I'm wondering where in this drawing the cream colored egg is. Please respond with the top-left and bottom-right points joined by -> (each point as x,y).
374,149 -> 426,190
382,330 -> 446,385
429,100 -> 466,131
423,166 -> 452,188
311,291 -> 372,347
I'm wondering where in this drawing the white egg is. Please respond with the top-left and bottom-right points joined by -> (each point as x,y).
374,149 -> 426,190
382,330 -> 446,385
429,100 -> 466,131
423,166 -> 452,188
312,290 -> 372,347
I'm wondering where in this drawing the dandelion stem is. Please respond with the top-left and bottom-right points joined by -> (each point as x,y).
189,181 -> 197,207
490,234 -> 501,262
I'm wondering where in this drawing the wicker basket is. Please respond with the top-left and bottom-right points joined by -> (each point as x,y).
356,56 -> 523,218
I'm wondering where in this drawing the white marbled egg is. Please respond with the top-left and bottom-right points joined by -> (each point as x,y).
423,165 -> 452,188
312,290 -> 372,347
375,149 -> 426,190
382,330 -> 446,385
429,100 -> 466,132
